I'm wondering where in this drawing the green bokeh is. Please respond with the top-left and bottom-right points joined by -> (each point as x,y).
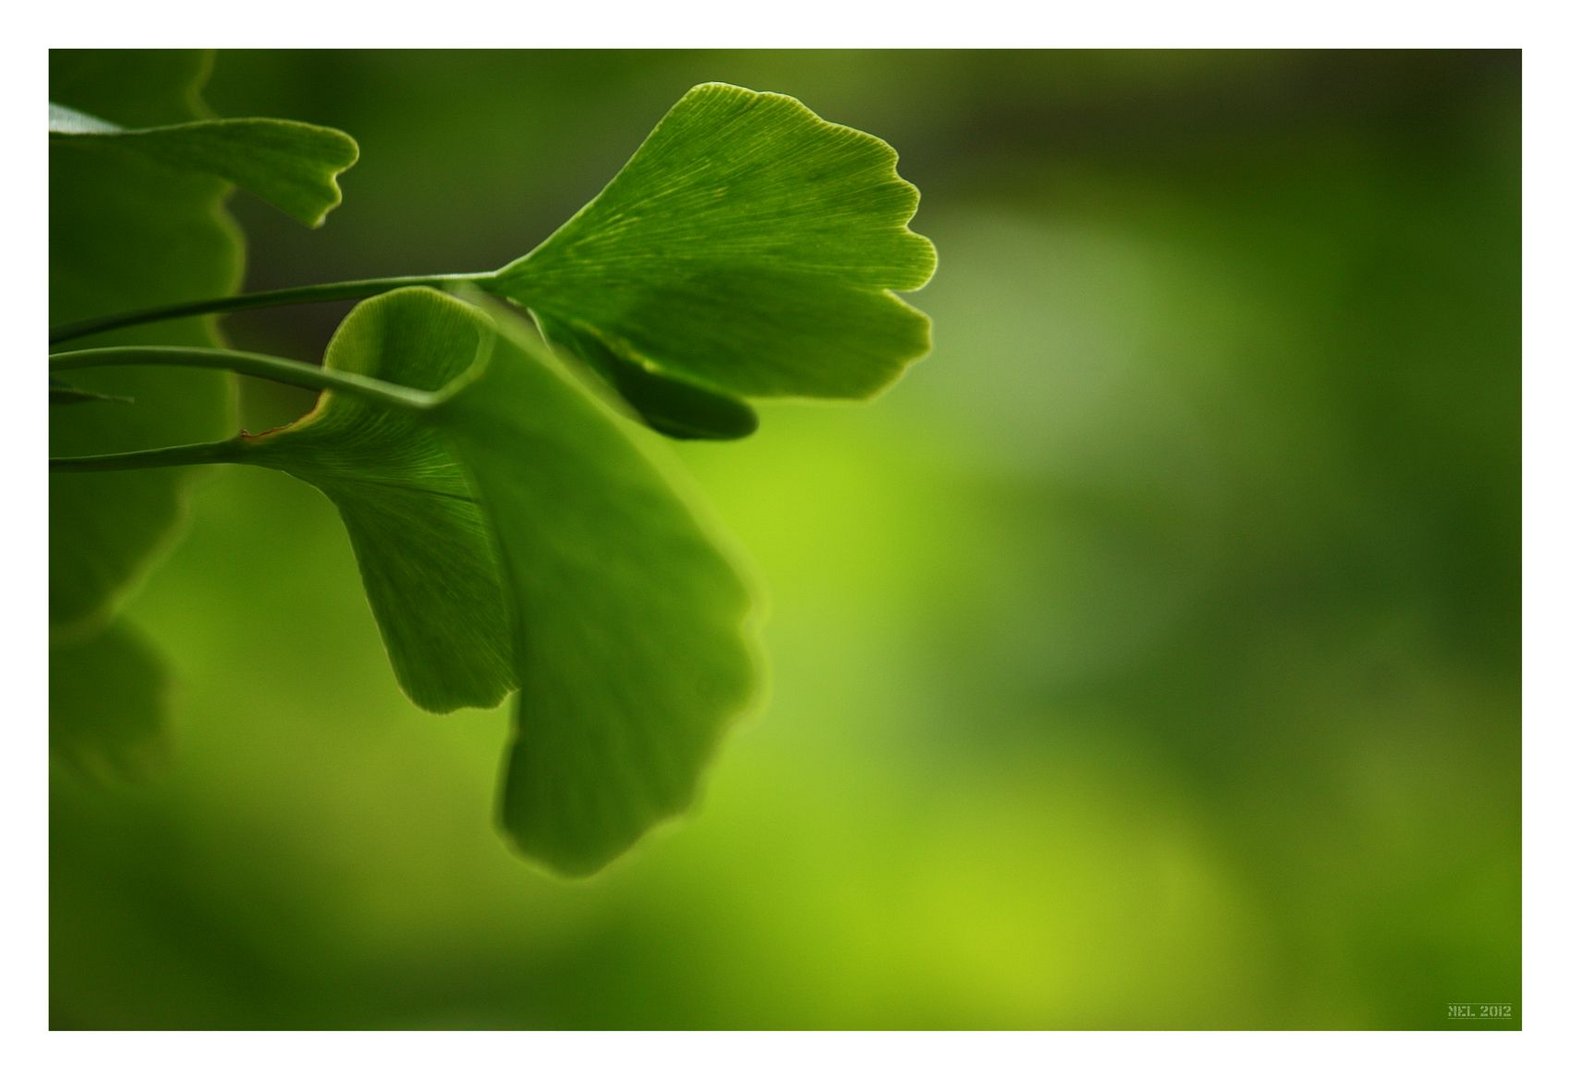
50,50 -> 1520,1029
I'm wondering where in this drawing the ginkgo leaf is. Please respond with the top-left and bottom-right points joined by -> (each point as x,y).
49,101 -> 358,228
50,620 -> 171,782
49,50 -> 241,634
238,295 -> 516,713
490,82 -> 936,421
239,288 -> 761,874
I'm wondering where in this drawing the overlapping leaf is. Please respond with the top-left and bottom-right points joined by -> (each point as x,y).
49,102 -> 358,227
238,294 -> 516,713
243,289 -> 761,873
491,82 -> 937,438
533,312 -> 759,440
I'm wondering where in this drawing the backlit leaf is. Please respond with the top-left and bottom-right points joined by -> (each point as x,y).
243,288 -> 761,874
492,82 -> 936,428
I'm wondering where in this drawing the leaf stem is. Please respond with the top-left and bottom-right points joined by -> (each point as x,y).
50,439 -> 243,473
49,346 -> 439,412
47,272 -> 495,345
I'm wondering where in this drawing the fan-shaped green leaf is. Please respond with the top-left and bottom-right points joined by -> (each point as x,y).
49,102 -> 358,228
491,82 -> 936,417
241,288 -> 761,874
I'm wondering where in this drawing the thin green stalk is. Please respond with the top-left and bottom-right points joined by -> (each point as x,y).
47,272 -> 494,345
49,345 -> 439,412
50,438 -> 242,473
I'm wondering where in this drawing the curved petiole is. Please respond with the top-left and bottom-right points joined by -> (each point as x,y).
47,272 -> 495,346
49,345 -> 445,412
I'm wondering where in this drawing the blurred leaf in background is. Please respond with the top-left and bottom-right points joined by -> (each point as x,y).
48,50 -> 240,632
50,50 -> 1520,1030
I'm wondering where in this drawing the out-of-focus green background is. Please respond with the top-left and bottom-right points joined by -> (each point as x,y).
50,50 -> 1520,1029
